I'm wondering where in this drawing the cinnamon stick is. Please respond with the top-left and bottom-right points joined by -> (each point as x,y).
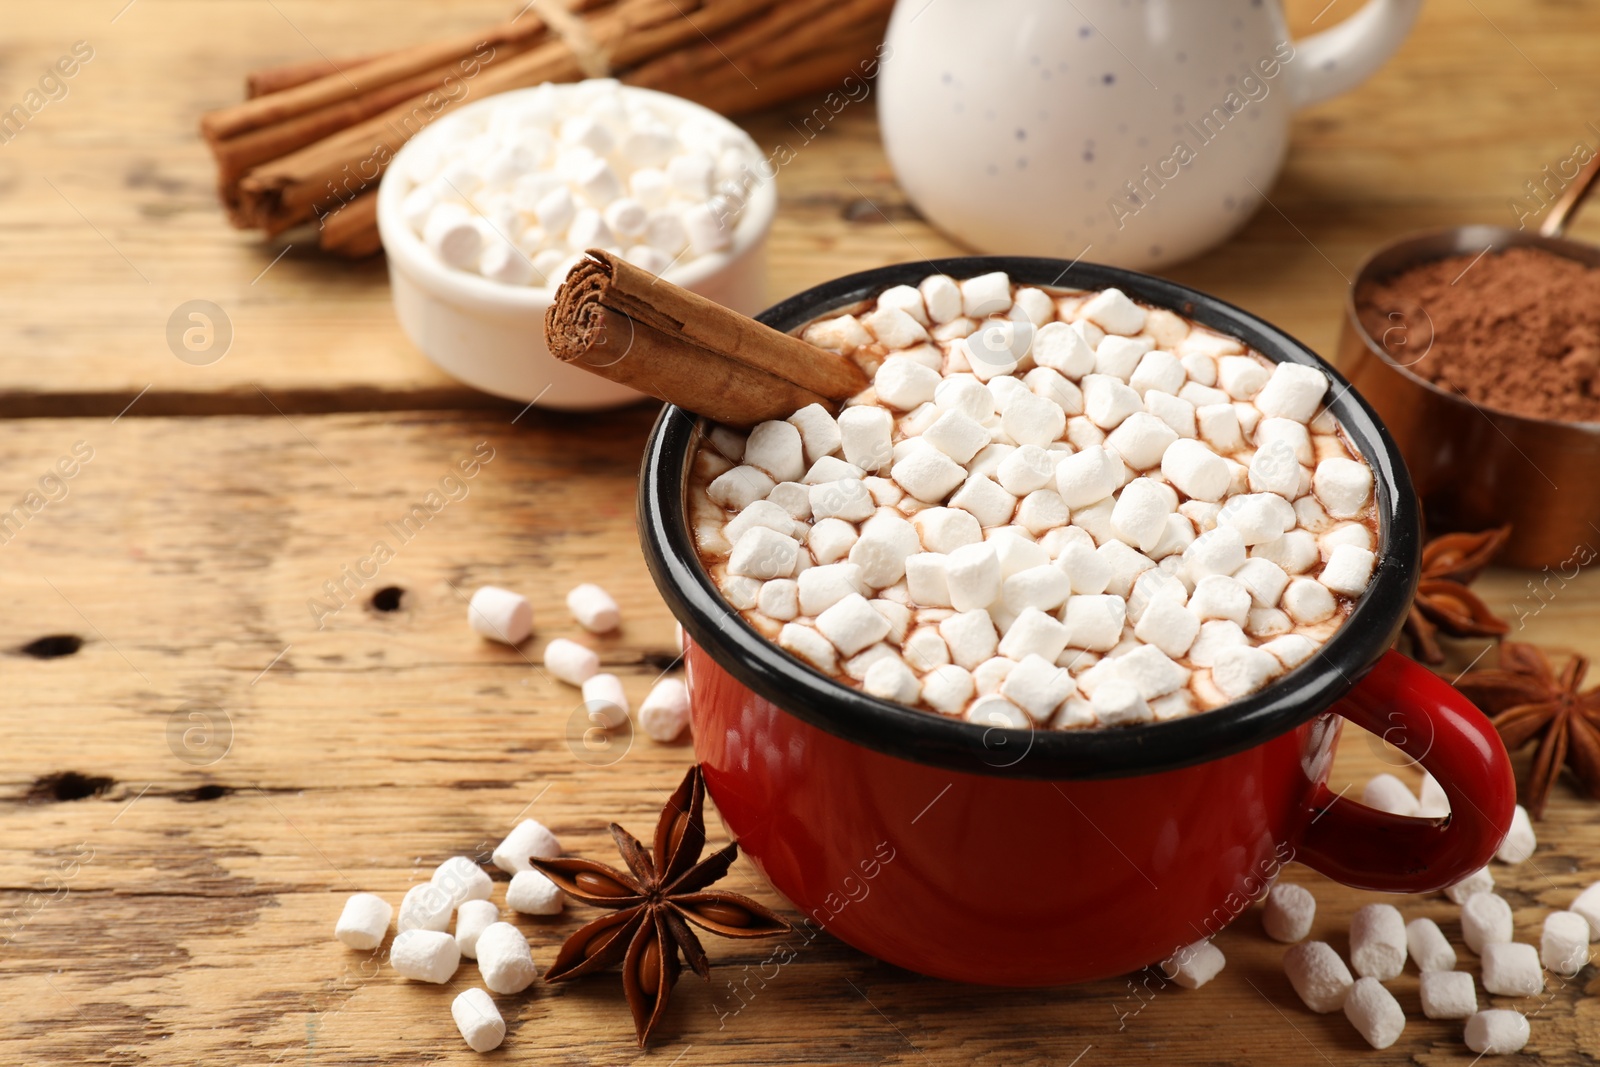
546,250 -> 867,426
246,54 -> 382,98
318,190 -> 381,257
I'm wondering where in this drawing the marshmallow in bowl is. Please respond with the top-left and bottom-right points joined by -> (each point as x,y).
395,80 -> 765,292
689,274 -> 1379,729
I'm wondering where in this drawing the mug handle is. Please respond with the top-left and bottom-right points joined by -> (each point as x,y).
1292,650 -> 1516,893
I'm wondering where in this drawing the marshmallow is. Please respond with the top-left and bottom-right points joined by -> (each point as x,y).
1573,881 -> 1600,937
959,271 -> 1012,318
877,284 -> 930,325
1319,544 -> 1375,596
875,357 -> 942,410
866,307 -> 930,350
727,525 -> 800,579
757,578 -> 799,620
893,443 -> 968,503
1480,942 -> 1542,996
1253,362 -> 1328,422
1403,917 -> 1457,974
1062,594 -> 1126,651
1031,321 -> 1096,377
1056,448 -> 1125,512
1464,1010 -> 1529,1055
639,677 -> 691,742
1343,977 -> 1405,1050
468,586 -> 533,645
1183,527 -> 1247,579
1444,866 -> 1494,905
452,988 -> 507,1053
1000,389 -> 1067,447
1494,804 -> 1535,863
455,898 -> 499,960
1362,773 -> 1420,816
1419,970 -> 1477,1019
921,410 -> 991,465
1133,597 -> 1200,658
1282,577 -> 1337,624
566,582 -> 621,633
902,626 -> 951,671
949,473 -> 1018,527
424,203 -> 484,269
1105,412 -> 1178,470
920,275 -> 962,323
544,637 -> 600,686
966,693 -> 1028,728
921,664 -> 975,713
788,404 -> 842,464
1111,478 -> 1177,552
433,856 -> 494,907
838,406 -> 894,472
810,479 -> 875,522
1082,374 -> 1143,429
391,929 -> 461,983
1190,575 -> 1251,625
1262,882 -> 1315,943
998,607 -> 1071,663
476,921 -> 539,994
1217,355 -> 1270,399
1247,438 -> 1301,497
1188,620 -> 1248,667
1541,911 -> 1590,976
863,655 -> 920,704
1196,403 -> 1245,453
1090,678 -> 1151,724
1217,493 -> 1296,546
945,542 -> 1003,612
335,892 -> 393,950
803,455 -> 864,485
1283,941 -> 1354,1013
1161,438 -> 1231,501
1129,350 -> 1185,396
804,314 -> 874,353
1349,903 -> 1407,980
1166,939 -> 1226,989
999,653 -> 1076,721
399,882 -> 453,933
492,818 -> 561,874
1002,564 -> 1071,614
1211,645 -> 1281,699
707,466 -> 777,510
850,512 -> 921,586
1079,287 -> 1147,335
816,593 -> 892,656
1461,892 -> 1513,954
1418,771 -> 1451,817
779,622 -> 837,673
745,420 -> 805,483
1313,457 -> 1373,518
1095,335 -> 1153,380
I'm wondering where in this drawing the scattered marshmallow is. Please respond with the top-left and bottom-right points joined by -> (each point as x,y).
476,922 -> 538,994
1494,804 -> 1536,864
1262,882 -> 1315,943
335,892 -> 393,950
1406,917 -> 1457,973
544,638 -> 600,686
581,673 -> 630,728
455,899 -> 499,960
1349,903 -> 1407,980
1167,939 -> 1226,989
1343,976 -> 1405,1050
1284,941 -> 1354,1013
506,870 -> 564,915
1464,1010 -> 1529,1055
639,677 -> 690,742
1480,942 -> 1543,996
566,583 -> 621,633
1444,866 -> 1493,905
1419,970 -> 1477,1020
1461,892 -> 1513,954
391,929 -> 461,983
1541,911 -> 1590,976
468,586 -> 533,645
432,856 -> 493,907
1362,773 -> 1420,817
399,882 -> 454,933
492,818 -> 561,874
452,987 -> 507,1052
1573,881 -> 1600,937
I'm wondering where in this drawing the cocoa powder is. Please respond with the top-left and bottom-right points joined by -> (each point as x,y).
1356,246 -> 1600,422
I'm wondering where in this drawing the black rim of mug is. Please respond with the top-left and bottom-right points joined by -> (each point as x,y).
638,255 -> 1421,779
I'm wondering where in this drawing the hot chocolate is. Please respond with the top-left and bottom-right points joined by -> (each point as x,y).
688,271 -> 1378,729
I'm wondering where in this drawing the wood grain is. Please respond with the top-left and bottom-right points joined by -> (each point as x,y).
0,412 -> 1596,1065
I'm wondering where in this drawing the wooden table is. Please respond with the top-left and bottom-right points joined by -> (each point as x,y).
2,1 -> 1598,1063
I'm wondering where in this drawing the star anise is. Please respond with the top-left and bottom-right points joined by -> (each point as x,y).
530,766 -> 790,1047
1456,641 -> 1600,818
1402,525 -> 1512,664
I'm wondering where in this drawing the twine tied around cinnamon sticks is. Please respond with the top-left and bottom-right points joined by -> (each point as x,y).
545,250 -> 868,426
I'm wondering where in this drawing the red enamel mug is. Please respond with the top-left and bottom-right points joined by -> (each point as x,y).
639,256 -> 1515,986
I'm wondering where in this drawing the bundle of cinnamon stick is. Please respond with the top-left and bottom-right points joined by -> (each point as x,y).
201,0 -> 893,257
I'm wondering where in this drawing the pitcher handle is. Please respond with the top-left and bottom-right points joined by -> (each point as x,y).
1289,0 -> 1424,111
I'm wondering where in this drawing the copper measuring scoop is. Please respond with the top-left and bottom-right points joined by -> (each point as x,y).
1339,149 -> 1600,569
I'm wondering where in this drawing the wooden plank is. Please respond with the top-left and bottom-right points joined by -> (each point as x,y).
0,412 -> 1595,1065
2,1 -> 1600,413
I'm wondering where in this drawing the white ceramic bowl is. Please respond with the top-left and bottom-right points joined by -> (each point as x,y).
377,85 -> 776,410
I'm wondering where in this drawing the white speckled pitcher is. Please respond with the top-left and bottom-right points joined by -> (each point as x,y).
879,0 -> 1422,269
